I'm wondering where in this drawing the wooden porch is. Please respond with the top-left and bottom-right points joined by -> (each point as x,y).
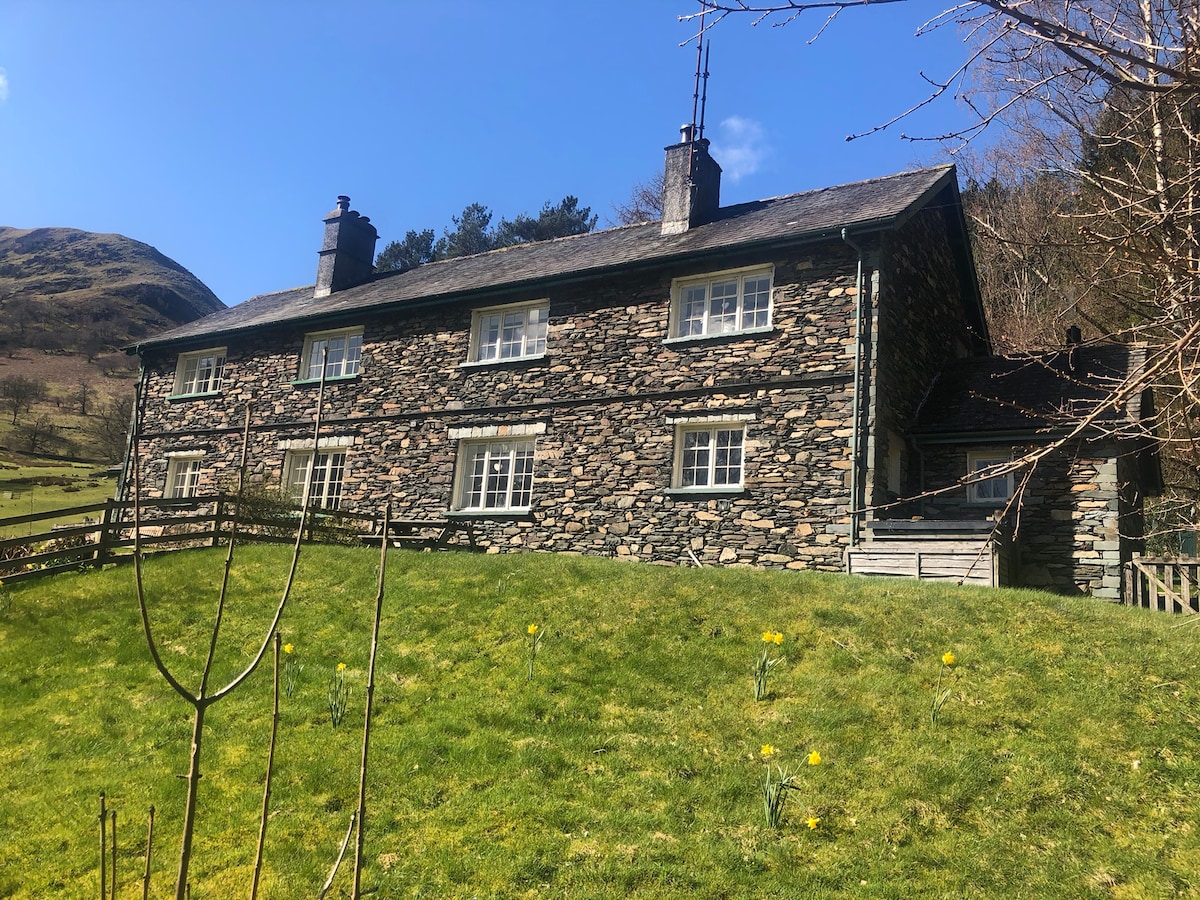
845,519 -> 1012,588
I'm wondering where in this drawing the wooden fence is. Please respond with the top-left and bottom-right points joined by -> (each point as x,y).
1123,556 -> 1200,614
0,494 -> 379,585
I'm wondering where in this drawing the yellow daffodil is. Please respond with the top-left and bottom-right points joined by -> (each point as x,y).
283,643 -> 294,654
528,624 -> 539,635
761,744 -> 776,758
772,631 -> 784,645
942,651 -> 956,667
337,662 -> 347,673
807,816 -> 820,830
807,751 -> 822,766
762,631 -> 774,643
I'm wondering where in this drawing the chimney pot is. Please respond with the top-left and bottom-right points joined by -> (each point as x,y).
680,123 -> 695,143
336,195 -> 351,211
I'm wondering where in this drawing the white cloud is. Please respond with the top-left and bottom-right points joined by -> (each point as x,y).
0,69 -> 8,102
709,116 -> 768,182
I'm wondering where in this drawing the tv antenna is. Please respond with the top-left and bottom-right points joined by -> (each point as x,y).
689,6 -> 711,141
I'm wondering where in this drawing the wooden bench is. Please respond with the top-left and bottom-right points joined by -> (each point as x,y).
360,518 -> 478,551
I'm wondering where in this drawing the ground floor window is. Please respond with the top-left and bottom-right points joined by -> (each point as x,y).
967,452 -> 1013,503
674,424 -> 745,489
165,456 -> 203,498
455,439 -> 536,511
284,450 -> 347,509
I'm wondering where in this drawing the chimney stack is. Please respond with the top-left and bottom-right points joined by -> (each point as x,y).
661,125 -> 722,236
314,196 -> 379,298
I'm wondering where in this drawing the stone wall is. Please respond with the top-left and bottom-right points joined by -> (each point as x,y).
133,243 -> 875,569
919,439 -> 1132,598
869,202 -> 978,511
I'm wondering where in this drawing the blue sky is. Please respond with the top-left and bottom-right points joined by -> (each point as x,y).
1,1 -> 981,306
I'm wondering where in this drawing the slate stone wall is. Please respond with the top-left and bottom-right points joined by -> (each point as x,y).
133,244 -> 872,569
918,439 -> 1129,598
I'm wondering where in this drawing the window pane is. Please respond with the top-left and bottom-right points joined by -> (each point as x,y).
741,276 -> 771,329
477,314 -> 501,360
500,312 -> 526,359
713,429 -> 744,485
485,442 -> 513,508
325,336 -> 347,377
528,307 -> 548,355
709,280 -> 739,333
306,339 -> 327,380
681,430 -> 711,487
679,286 -> 707,336
511,443 -> 535,508
345,333 -> 362,376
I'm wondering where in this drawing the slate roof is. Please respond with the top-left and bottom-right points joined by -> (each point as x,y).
912,343 -> 1147,440
133,165 -> 962,351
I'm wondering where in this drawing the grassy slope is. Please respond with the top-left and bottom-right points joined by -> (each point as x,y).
0,461 -> 117,527
2,545 -> 1198,898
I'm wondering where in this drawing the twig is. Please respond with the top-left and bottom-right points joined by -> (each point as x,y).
353,503 -> 391,898
317,812 -> 357,900
249,634 -> 282,899
142,806 -> 155,900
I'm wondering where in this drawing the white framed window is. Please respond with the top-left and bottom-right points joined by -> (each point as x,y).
455,438 -> 536,511
165,454 -> 203,498
967,453 -> 1013,504
669,267 -> 773,340
468,301 -> 549,363
284,450 -> 347,509
171,348 -> 225,397
673,423 -> 746,489
300,328 -> 363,381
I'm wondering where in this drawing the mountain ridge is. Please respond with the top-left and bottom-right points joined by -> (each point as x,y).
0,225 -> 224,355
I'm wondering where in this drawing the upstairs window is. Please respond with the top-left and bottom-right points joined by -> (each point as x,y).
455,439 -> 536,511
669,267 -> 773,340
172,348 -> 225,397
967,453 -> 1013,504
468,301 -> 548,363
301,328 -> 363,381
284,449 -> 347,509
674,424 -> 745,490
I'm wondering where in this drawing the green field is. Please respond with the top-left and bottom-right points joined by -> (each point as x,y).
0,461 -> 116,529
2,545 -> 1198,898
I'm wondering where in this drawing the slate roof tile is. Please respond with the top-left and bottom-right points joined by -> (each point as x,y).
133,165 -> 957,350
913,344 -> 1144,438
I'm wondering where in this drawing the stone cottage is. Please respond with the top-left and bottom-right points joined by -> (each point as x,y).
125,128 -> 1157,598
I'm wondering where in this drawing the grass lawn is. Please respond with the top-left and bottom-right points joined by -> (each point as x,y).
2,545 -> 1199,898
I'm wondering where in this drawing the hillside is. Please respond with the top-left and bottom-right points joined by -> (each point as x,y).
0,226 -> 224,356
2,547 -> 1199,897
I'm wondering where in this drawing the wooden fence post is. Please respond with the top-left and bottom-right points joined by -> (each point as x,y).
211,495 -> 225,549
94,499 -> 118,570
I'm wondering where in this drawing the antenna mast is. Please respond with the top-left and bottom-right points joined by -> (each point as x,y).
690,3 -> 707,137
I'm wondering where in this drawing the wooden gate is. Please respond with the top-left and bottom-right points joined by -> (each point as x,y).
1124,556 -> 1200,614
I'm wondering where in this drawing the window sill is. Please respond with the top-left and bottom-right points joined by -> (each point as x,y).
446,508 -> 533,520
663,325 -> 776,347
168,391 -> 223,402
459,353 -> 547,369
291,374 -> 361,387
664,486 -> 747,498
